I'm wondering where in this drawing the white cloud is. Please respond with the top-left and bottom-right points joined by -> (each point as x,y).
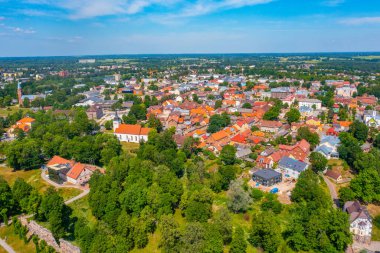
23,0 -> 176,19
339,17 -> 380,25
322,0 -> 345,7
13,27 -> 36,34
23,0 -> 273,19
152,0 -> 273,25
0,22 -> 36,34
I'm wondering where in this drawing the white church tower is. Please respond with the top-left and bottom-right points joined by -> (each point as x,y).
113,110 -> 121,130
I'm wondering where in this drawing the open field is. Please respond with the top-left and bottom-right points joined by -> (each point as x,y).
121,142 -> 140,155
353,56 -> 380,60
0,226 -> 36,253
0,106 -> 30,117
0,166 -> 49,192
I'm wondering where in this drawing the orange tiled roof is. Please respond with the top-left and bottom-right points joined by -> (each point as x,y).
17,117 -> 35,124
47,155 -> 74,167
66,162 -> 86,180
211,130 -> 229,141
115,124 -> 152,135
337,121 -> 352,128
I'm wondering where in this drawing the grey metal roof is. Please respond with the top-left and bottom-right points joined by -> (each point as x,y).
253,169 -> 281,180
278,157 -> 308,173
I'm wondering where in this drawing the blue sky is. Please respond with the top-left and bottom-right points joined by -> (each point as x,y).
0,0 -> 380,56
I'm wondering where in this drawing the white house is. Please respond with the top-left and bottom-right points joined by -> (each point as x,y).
113,113 -> 152,143
315,135 -> 340,159
363,110 -> 380,128
343,201 -> 372,243
298,98 -> 322,110
277,156 -> 308,179
336,86 -> 357,97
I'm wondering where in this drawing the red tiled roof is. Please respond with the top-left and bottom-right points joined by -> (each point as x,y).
66,162 -> 86,180
115,124 -> 152,135
231,134 -> 246,144
47,155 -> 74,167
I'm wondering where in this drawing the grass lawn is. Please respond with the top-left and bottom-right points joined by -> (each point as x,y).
0,246 -> 7,253
68,195 -> 97,229
372,225 -> 380,241
367,204 -> 380,241
0,166 -> 49,193
0,106 -> 30,117
0,226 -> 36,253
58,188 -> 83,202
0,166 -> 82,201
121,142 -> 140,155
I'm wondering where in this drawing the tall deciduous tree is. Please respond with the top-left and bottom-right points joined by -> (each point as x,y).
285,108 -> 301,124
227,179 -> 252,213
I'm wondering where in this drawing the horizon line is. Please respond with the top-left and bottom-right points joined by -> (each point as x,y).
1,51 -> 380,59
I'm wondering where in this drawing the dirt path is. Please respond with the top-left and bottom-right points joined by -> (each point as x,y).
0,239 -> 15,253
352,241 -> 380,252
322,175 -> 339,208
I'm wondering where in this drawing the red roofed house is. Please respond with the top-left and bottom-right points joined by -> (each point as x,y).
278,139 -> 310,161
45,155 -> 100,185
256,155 -> 274,169
8,117 -> 35,137
258,120 -> 282,133
113,112 -> 152,143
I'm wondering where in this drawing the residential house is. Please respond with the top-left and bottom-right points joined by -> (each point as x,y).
343,201 -> 372,243
86,105 -> 103,120
336,86 -> 357,97
271,87 -> 294,99
277,157 -> 308,179
363,110 -> 380,128
252,169 -> 282,187
315,135 -> 340,159
44,155 -> 100,185
258,120 -> 282,133
8,117 -> 35,137
256,155 -> 274,169
278,139 -> 310,161
325,170 -> 343,183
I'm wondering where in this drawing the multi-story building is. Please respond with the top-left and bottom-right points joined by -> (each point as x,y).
298,98 -> 322,110
343,201 -> 372,243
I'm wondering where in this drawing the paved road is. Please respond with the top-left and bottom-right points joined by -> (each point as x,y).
322,175 -> 339,208
0,238 -> 15,253
65,189 -> 90,205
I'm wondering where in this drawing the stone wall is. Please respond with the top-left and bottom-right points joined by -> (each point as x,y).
59,239 -> 81,253
20,216 -> 81,253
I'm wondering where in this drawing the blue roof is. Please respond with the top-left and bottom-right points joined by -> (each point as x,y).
315,145 -> 332,156
278,157 -> 308,173
320,135 -> 340,146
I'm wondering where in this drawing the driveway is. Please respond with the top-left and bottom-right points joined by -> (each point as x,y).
322,175 -> 340,208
